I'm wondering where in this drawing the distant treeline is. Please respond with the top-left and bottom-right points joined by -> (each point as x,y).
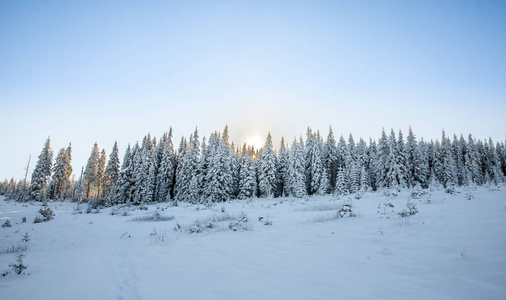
1,126 -> 505,204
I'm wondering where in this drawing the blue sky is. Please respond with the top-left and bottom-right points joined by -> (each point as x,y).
1,0 -> 505,180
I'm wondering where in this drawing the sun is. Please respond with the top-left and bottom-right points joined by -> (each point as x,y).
246,135 -> 264,151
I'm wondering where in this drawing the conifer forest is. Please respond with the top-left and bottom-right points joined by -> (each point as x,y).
2,126 -> 505,204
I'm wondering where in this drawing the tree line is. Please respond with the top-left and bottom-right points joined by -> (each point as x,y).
1,126 -> 505,204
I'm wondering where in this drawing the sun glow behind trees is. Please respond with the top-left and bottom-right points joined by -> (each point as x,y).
245,135 -> 263,151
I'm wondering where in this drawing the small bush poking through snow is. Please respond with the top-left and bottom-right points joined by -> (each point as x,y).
149,229 -> 168,243
259,216 -> 273,225
188,220 -> 208,234
33,207 -> 54,223
465,186 -> 475,200
22,232 -> 30,243
228,212 -> 249,231
339,202 -> 356,218
21,217 -> 26,223
87,198 -> 106,213
86,207 -> 100,214
184,220 -> 217,234
9,253 -> 28,275
130,211 -> 175,222
445,184 -> 456,194
297,202 -> 341,212
120,232 -> 131,239
309,213 -> 339,223
208,213 -> 236,222
2,219 -> 11,228
399,202 -> 418,217
110,206 -> 133,216
0,243 -> 30,255
175,212 -> 251,234
460,248 -> 470,258
378,201 -> 395,218
410,183 -> 425,199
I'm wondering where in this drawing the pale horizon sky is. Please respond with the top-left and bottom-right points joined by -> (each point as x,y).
1,0 -> 505,180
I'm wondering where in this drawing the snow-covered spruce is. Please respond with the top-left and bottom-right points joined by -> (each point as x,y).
398,201 -> 418,217
33,207 -> 54,223
338,202 -> 356,218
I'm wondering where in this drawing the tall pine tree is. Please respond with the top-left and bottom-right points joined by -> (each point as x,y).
29,137 -> 53,202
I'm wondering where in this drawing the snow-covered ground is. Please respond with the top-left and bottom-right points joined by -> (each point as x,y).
1,187 -> 506,300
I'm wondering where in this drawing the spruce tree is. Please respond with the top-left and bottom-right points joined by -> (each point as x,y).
346,134 -> 357,167
103,141 -> 120,199
349,162 -> 361,193
431,140 -> 444,185
396,129 -> 409,186
204,132 -> 233,203
318,168 -> 330,195
141,151 -> 157,204
385,129 -> 408,189
238,145 -> 251,199
63,144 -> 73,197
258,132 -> 277,198
335,167 -> 348,196
239,145 -> 258,199
497,141 -> 506,177
276,138 -> 289,197
367,139 -> 378,191
51,146 -> 72,200
359,165 -> 370,192
156,129 -> 176,202
73,167 -> 84,204
111,144 -> 133,205
452,135 -> 467,186
375,129 -> 389,189
230,144 -> 240,199
132,136 -> 153,205
174,137 -> 189,204
288,137 -> 307,198
97,149 -> 106,198
323,126 -> 338,191
305,129 -> 325,195
406,127 -> 427,187
83,143 -> 100,199
187,128 -> 201,203
198,137 -> 210,198
487,138 -> 504,185
440,131 -> 457,191
337,135 -> 347,171
29,137 -> 53,202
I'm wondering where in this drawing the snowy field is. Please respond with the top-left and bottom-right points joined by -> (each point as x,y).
1,187 -> 506,300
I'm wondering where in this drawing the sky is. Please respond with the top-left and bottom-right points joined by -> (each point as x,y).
1,0 -> 505,180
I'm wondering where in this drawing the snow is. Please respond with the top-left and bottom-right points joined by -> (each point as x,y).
1,187 -> 506,299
